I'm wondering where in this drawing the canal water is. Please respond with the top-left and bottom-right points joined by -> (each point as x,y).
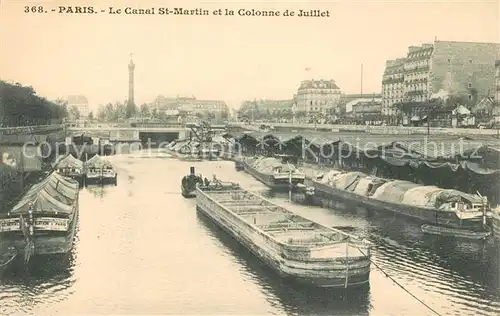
1,153 -> 499,315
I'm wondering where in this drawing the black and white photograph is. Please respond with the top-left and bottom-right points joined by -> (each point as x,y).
0,0 -> 499,315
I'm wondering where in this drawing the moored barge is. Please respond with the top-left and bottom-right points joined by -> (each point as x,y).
0,172 -> 79,262
312,169 -> 489,233
53,154 -> 84,184
240,156 -> 306,191
85,154 -> 117,185
196,180 -> 372,288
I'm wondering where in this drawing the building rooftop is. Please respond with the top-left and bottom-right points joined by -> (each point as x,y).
340,93 -> 382,101
298,79 -> 340,90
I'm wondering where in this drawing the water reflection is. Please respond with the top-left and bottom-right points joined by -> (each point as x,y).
0,242 -> 76,315
273,192 -> 500,315
195,210 -> 371,316
84,183 -> 118,198
1,157 -> 499,315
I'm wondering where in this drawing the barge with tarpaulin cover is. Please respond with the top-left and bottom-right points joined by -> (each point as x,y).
53,154 -> 84,184
239,156 -> 306,191
196,180 -> 372,288
309,169 -> 490,235
165,139 -> 220,161
0,172 -> 79,263
84,154 -> 117,185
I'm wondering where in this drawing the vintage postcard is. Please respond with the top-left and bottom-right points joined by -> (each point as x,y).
0,0 -> 499,315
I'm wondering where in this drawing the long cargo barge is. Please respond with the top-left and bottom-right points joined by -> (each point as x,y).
196,180 -> 372,288
240,157 -> 305,191
311,169 -> 489,233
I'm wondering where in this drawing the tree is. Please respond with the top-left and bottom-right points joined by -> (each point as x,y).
126,101 -> 137,118
69,106 -> 80,119
54,98 -> 69,118
97,105 -> 106,121
115,102 -> 127,120
139,103 -> 150,117
0,81 -> 68,126
88,111 -> 94,120
104,103 -> 115,121
151,108 -> 158,118
157,109 -> 166,120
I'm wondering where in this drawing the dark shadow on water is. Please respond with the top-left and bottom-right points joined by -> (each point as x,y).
276,191 -> 500,312
85,183 -> 119,198
359,207 -> 499,291
0,250 -> 76,314
195,210 -> 371,316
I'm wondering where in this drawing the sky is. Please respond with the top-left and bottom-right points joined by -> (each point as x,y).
1,0 -> 498,110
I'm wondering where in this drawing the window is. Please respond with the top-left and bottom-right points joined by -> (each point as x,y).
469,59 -> 472,63
447,59 -> 451,64
468,94 -> 472,100
468,83 -> 472,88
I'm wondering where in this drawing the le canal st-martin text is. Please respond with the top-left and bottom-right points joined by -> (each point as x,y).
24,6 -> 331,18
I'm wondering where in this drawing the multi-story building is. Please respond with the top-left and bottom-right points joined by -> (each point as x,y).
67,95 -> 89,118
152,95 -> 228,120
295,79 -> 342,114
340,93 -> 382,113
352,101 -> 383,124
238,99 -> 293,122
381,58 -> 405,116
402,41 -> 499,105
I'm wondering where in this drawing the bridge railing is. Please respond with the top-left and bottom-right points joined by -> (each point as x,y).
0,124 -> 64,135
229,122 -> 499,136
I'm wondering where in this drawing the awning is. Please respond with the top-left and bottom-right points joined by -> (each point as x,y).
10,172 -> 79,215
85,155 -> 113,169
53,154 -> 84,169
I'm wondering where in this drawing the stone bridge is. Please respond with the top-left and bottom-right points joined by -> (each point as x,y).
68,126 -> 190,143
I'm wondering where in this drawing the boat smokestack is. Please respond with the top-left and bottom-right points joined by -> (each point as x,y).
190,166 -> 195,175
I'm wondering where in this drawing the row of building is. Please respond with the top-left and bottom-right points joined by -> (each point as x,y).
381,40 -> 499,122
65,94 -> 230,122
239,40 -> 500,127
151,95 -> 230,121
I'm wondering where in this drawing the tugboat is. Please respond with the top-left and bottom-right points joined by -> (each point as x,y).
181,167 -> 204,198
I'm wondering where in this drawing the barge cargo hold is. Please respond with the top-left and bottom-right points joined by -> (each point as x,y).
0,172 -> 79,260
240,157 -> 305,191
196,182 -> 372,288
312,170 -> 489,233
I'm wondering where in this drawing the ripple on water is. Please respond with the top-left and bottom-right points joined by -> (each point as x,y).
1,157 -> 499,315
